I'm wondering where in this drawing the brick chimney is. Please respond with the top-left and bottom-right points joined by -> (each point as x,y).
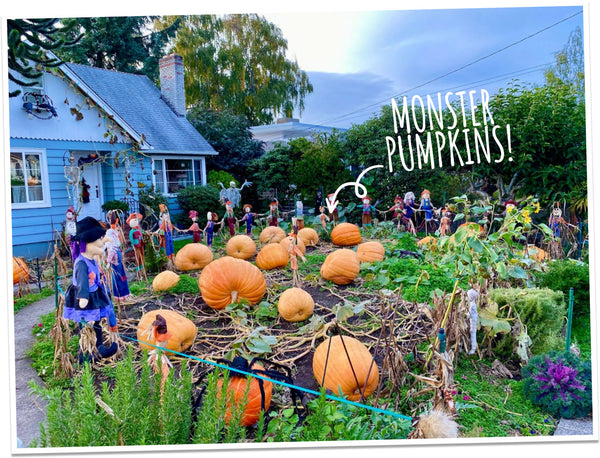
159,54 -> 186,117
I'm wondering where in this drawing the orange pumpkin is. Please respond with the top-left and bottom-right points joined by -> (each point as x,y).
320,249 -> 361,285
417,236 -> 437,247
137,309 -> 197,353
217,357 -> 273,426
526,244 -> 549,261
152,270 -> 180,292
298,227 -> 319,247
280,235 -> 306,254
198,256 -> 267,309
259,226 -> 287,244
256,243 -> 289,270
356,241 -> 385,263
312,335 -> 379,401
278,287 -> 315,322
174,243 -> 213,271
226,235 -> 257,260
13,257 -> 29,285
331,222 -> 362,246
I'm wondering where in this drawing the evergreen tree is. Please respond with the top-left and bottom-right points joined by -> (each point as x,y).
7,18 -> 81,97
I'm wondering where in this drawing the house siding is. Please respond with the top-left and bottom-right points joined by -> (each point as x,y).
10,138 -> 153,259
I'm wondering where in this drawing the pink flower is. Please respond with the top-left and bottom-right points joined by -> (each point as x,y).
38,323 -> 43,327
462,374 -> 467,380
463,395 -> 470,401
451,390 -> 457,396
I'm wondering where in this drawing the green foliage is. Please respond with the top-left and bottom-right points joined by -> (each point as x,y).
14,287 -> 54,313
207,170 -> 238,189
144,240 -> 168,274
167,274 -> 200,295
166,14 -> 313,125
454,357 -> 557,437
138,187 -> 169,218
522,350 -> 592,419
264,388 -> 411,442
34,348 -> 194,446
489,288 -> 566,357
101,200 -> 129,214
56,16 -> 180,84
7,18 -> 81,97
536,259 -> 589,318
175,184 -> 221,226
189,109 -> 264,178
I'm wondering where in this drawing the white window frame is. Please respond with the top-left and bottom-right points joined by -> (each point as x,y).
152,156 -> 206,196
10,147 -> 51,209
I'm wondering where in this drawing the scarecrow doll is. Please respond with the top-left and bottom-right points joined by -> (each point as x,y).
385,196 -> 404,227
287,217 -> 306,287
420,189 -> 434,221
267,199 -> 280,227
361,196 -> 377,228
222,201 -> 237,236
439,206 -> 453,237
186,210 -> 202,243
326,193 -> 339,225
204,211 -> 221,248
548,202 -> 568,239
156,203 -> 176,263
105,211 -> 130,304
295,198 -> 305,230
238,204 -> 258,236
126,212 -> 145,273
65,206 -> 78,261
318,205 -> 330,229
63,216 -> 118,361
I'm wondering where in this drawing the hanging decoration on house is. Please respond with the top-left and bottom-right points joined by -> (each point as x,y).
81,178 -> 91,203
63,152 -> 80,205
22,92 -> 58,119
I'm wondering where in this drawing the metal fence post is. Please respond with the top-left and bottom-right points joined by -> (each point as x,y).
565,287 -> 574,352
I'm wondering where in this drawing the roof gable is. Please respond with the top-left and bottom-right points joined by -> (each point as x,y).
61,62 -> 216,155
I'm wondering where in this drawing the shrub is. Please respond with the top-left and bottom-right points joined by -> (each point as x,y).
536,259 -> 589,318
522,350 -> 592,419
139,187 -> 168,217
175,185 -> 221,226
168,274 -> 200,295
101,200 -> 129,214
207,170 -> 238,189
489,288 -> 566,357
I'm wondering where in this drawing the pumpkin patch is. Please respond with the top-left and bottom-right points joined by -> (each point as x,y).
226,235 -> 257,259
152,270 -> 180,292
256,243 -> 289,270
331,222 -> 362,246
278,287 -> 315,322
356,241 -> 385,263
259,226 -> 287,244
174,243 -> 214,271
320,249 -> 361,285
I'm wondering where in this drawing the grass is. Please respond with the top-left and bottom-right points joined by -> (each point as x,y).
453,357 -> 557,437
14,287 -> 54,313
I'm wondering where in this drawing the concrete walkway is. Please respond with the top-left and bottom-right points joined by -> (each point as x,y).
13,294 -> 56,448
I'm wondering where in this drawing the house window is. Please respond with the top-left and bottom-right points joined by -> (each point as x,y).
10,148 -> 50,208
153,157 -> 205,194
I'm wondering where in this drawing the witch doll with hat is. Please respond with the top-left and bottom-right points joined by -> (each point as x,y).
63,216 -> 119,362
105,211 -> 130,305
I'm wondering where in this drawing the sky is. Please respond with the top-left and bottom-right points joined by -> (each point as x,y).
261,5 -> 585,128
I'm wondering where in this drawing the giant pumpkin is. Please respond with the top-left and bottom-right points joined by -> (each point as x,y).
256,243 -> 289,270
174,243 -> 213,271
137,309 -> 197,353
331,223 -> 362,246
356,241 -> 385,263
320,249 -> 360,285
198,256 -> 267,309
278,287 -> 315,322
226,235 -> 257,260
217,357 -> 273,427
298,227 -> 319,247
312,335 -> 379,401
13,257 -> 29,285
152,270 -> 180,292
259,226 -> 286,244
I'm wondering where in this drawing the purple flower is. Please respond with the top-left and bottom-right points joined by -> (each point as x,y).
463,395 -> 470,401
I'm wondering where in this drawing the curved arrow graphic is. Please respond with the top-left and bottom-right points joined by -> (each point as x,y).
325,164 -> 384,214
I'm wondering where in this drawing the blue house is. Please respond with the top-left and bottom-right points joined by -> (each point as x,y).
8,54 -> 217,259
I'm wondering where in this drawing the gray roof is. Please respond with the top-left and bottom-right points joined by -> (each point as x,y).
62,62 -> 217,155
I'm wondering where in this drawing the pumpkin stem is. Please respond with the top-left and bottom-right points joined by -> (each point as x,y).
231,290 -> 239,303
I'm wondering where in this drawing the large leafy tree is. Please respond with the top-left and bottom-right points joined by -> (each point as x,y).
7,18 -> 81,97
187,107 -> 264,179
55,16 -> 181,83
545,26 -> 584,98
164,14 -> 313,125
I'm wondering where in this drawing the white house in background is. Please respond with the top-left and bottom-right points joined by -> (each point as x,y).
250,117 -> 346,151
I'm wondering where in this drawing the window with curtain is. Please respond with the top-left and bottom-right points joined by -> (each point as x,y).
11,149 -> 48,207
153,157 -> 204,194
